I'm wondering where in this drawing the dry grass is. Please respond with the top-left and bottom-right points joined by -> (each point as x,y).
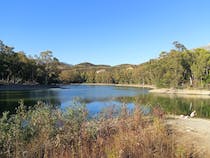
0,101 -> 200,158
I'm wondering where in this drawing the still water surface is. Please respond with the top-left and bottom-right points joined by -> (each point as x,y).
0,85 -> 210,118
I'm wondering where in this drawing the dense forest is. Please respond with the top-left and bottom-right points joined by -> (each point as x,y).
1,40 -> 210,89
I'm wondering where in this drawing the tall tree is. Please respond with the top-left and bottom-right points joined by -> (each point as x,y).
172,41 -> 187,52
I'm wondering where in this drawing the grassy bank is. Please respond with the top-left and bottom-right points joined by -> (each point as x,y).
0,101 -> 201,158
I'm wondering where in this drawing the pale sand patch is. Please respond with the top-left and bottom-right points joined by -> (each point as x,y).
166,115 -> 210,157
151,93 -> 210,99
150,88 -> 210,95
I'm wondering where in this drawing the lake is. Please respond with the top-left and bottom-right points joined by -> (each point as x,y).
0,85 -> 210,118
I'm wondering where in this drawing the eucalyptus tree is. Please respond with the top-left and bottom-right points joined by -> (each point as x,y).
36,51 -> 60,84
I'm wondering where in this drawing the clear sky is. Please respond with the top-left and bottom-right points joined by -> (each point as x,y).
1,0 -> 210,66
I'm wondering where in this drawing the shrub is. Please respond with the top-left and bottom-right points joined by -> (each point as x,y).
0,101 -> 199,158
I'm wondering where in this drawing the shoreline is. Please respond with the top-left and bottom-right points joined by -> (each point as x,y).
0,84 -> 60,91
81,83 -> 155,89
82,83 -> 210,96
1,83 -> 210,97
149,88 -> 210,96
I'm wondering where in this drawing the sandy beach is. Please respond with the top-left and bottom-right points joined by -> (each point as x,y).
167,115 -> 210,157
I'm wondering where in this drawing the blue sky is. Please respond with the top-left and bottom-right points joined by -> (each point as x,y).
1,0 -> 210,66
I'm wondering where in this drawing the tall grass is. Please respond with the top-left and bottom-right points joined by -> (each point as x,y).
0,101 -> 199,158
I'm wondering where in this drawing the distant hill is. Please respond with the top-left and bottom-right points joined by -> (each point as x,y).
76,62 -> 96,67
57,62 -> 73,70
58,62 -> 111,72
75,62 -> 110,68
113,64 -> 136,68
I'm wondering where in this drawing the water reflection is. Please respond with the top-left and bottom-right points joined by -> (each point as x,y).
87,101 -> 135,117
116,94 -> 210,118
0,89 -> 61,114
0,85 -> 146,114
0,85 -> 210,118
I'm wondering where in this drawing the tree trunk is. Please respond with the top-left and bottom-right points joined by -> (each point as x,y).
189,76 -> 193,86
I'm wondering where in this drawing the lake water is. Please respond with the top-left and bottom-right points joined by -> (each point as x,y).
0,85 -> 210,118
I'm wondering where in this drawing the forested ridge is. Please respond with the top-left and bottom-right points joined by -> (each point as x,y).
1,40 -> 210,89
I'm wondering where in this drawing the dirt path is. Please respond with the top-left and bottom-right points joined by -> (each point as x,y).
166,116 -> 210,157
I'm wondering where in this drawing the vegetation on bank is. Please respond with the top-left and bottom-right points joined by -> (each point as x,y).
0,40 -> 60,85
1,40 -> 210,88
58,41 -> 210,89
0,101 -> 200,158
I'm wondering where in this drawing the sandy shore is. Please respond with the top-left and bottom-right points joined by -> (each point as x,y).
150,88 -> 210,96
151,92 -> 210,99
115,84 -> 155,89
166,115 -> 210,157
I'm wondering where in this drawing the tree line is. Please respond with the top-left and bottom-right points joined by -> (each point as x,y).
0,40 -> 60,85
59,41 -> 210,89
1,40 -> 210,89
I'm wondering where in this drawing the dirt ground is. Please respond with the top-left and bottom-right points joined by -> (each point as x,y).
166,115 -> 210,157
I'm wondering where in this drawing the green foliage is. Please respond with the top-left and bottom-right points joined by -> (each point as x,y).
0,101 -> 57,157
0,40 -> 60,85
63,44 -> 210,89
59,70 -> 83,83
1,39 -> 210,89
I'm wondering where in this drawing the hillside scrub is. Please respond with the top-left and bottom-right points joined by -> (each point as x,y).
0,101 -> 201,158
